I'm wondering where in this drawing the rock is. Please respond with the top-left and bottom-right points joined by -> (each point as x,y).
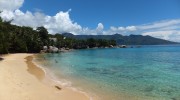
55,85 -> 61,90
48,46 -> 59,53
120,45 -> 127,48
0,57 -> 3,61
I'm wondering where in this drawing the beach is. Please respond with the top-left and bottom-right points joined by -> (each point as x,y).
0,54 -> 90,100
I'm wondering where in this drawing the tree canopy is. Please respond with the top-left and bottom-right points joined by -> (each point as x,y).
0,17 -> 116,54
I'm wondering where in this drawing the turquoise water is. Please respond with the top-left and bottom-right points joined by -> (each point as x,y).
36,45 -> 180,100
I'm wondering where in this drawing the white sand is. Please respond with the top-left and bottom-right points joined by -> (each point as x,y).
0,54 -> 90,100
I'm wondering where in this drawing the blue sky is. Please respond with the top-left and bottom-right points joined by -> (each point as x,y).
21,0 -> 180,29
0,0 -> 180,42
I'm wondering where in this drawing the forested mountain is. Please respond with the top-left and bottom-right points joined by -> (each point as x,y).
62,33 -> 178,45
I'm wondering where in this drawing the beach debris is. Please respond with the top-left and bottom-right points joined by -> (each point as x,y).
0,56 -> 4,61
55,85 -> 62,90
0,57 -> 3,61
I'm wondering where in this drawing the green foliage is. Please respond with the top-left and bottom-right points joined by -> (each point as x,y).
0,17 -> 44,54
0,16 -> 117,54
0,32 -> 8,53
36,26 -> 49,46
50,34 -> 117,49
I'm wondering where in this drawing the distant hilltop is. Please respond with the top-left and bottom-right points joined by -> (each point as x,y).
62,33 -> 178,45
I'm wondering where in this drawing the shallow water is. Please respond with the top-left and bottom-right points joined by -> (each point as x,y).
35,45 -> 180,100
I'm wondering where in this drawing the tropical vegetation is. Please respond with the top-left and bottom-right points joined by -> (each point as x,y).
0,17 -> 116,54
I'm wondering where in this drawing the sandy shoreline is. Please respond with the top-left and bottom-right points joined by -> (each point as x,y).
0,53 -> 90,100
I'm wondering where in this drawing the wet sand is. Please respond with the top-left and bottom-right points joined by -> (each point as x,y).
0,53 -> 90,100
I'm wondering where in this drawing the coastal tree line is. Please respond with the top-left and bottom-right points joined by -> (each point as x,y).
0,17 -> 116,54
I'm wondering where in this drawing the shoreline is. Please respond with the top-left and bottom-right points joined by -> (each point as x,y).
32,54 -> 95,100
25,56 -> 45,80
0,53 -> 90,100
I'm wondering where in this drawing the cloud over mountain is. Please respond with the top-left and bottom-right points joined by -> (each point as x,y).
0,0 -> 180,42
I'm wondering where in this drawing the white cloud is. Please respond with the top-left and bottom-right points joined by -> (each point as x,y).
142,31 -> 173,40
0,10 -> 14,21
44,11 -> 82,34
0,9 -> 83,35
0,0 -> 180,42
109,26 -> 136,32
0,0 -> 83,35
110,26 -> 123,31
118,27 -> 126,31
138,19 -> 180,42
105,20 -> 180,42
12,10 -> 43,27
138,19 -> 180,30
96,23 -> 104,34
142,30 -> 180,42
105,26 -> 137,35
0,0 -> 24,11
126,26 -> 137,31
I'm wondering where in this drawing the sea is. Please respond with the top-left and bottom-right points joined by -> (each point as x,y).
34,45 -> 180,100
